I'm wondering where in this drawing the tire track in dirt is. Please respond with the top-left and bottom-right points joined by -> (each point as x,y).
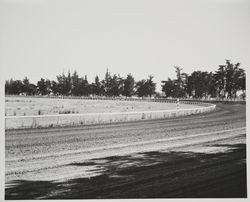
5,104 -> 245,157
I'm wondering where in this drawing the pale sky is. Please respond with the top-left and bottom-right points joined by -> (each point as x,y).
0,0 -> 249,91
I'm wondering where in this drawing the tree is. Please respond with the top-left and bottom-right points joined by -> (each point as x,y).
101,69 -> 124,96
136,79 -> 147,97
161,78 -> 175,98
95,75 -> 105,95
5,79 -> 23,95
71,71 -> 81,96
37,78 -> 46,95
224,60 -> 245,99
21,77 -> 38,95
186,71 -> 213,98
29,83 -> 38,95
122,73 -> 135,97
224,60 -> 236,98
238,71 -> 246,100
214,60 -> 245,99
56,71 -> 72,95
205,72 -> 217,98
78,76 -> 89,96
51,80 -> 59,95
175,66 -> 183,88
22,77 -> 30,95
66,70 -> 72,95
237,69 -> 245,94
108,74 -> 123,96
5,79 -> 14,95
102,68 -> 112,96
145,75 -> 156,98
56,73 -> 66,95
37,78 -> 51,95
45,80 -> 51,95
162,66 -> 186,98
214,64 -> 227,98
135,76 -> 156,98
173,66 -> 186,98
88,75 -> 105,96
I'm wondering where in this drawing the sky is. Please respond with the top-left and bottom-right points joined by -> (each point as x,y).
0,0 -> 249,92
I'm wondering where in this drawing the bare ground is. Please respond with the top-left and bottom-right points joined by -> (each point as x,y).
5,103 -> 246,199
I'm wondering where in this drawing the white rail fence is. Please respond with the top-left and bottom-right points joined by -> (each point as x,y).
5,102 -> 216,129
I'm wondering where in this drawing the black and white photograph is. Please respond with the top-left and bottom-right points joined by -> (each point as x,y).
1,0 -> 249,200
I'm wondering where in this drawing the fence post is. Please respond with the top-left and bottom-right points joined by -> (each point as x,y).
177,98 -> 180,110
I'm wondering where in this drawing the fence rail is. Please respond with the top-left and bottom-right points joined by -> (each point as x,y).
5,97 -> 216,129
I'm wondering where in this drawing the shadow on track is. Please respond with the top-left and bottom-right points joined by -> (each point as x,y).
5,143 -> 247,199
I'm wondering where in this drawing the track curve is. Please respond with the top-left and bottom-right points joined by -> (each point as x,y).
5,103 -> 246,199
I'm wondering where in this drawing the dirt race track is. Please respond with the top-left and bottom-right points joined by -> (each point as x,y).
5,103 -> 246,199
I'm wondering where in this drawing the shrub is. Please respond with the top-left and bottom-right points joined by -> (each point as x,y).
59,110 -> 71,114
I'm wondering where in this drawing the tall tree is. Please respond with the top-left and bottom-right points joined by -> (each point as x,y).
136,79 -> 147,97
78,76 -> 89,96
21,77 -> 37,95
94,75 -> 104,95
29,83 -> 38,95
56,71 -> 72,95
145,75 -> 156,98
122,73 -> 135,97
214,64 -> 227,98
186,71 -> 212,98
173,66 -> 186,97
102,68 -> 112,96
5,79 -> 23,95
37,78 -> 51,95
22,77 -> 30,95
237,68 -> 245,99
45,79 -> 51,95
71,71 -> 81,96
161,78 -> 176,98
224,60 -> 245,98
5,79 -> 14,95
50,80 -> 59,95
109,74 -> 123,96
135,76 -> 156,98
214,60 -> 245,99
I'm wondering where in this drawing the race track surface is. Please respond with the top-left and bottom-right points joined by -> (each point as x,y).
5,103 -> 247,199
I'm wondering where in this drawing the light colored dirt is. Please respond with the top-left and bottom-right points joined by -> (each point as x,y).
5,103 -> 246,199
5,127 -> 246,182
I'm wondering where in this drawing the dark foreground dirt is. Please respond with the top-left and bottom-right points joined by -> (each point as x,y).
5,103 -> 247,199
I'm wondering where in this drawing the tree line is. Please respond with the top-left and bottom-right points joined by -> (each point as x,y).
5,69 -> 156,98
161,60 -> 245,99
5,60 -> 246,99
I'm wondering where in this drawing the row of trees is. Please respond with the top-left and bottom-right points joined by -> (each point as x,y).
161,60 -> 246,99
5,69 -> 156,98
5,60 -> 246,99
